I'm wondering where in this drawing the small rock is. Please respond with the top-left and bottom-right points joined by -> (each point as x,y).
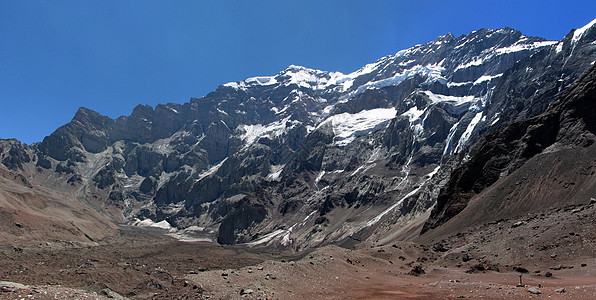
581,263 -> 587,267
555,287 -> 566,293
99,288 -> 124,299
511,221 -> 524,228
551,265 -> 562,270
545,271 -> 553,277
408,265 -> 425,276
240,288 -> 253,295
550,254 -> 557,259
527,287 -> 542,294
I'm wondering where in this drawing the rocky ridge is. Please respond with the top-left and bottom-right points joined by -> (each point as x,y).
0,19 -> 595,250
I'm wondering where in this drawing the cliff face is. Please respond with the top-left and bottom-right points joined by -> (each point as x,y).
422,64 -> 596,235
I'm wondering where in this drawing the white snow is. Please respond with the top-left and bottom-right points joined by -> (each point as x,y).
247,76 -> 278,86
494,40 -> 557,55
443,120 -> 460,155
572,18 -> 596,44
244,229 -> 286,246
456,40 -> 555,72
454,57 -> 487,71
365,165 -> 440,227
238,117 -> 297,148
224,64 -> 359,92
401,106 -> 426,135
195,158 -> 227,182
348,64 -> 446,98
454,112 -> 483,153
314,170 -> 326,185
447,81 -> 472,87
266,164 -> 285,181
223,75 -> 278,89
402,106 -> 425,122
318,108 -> 397,146
133,219 -> 173,231
474,73 -> 503,85
555,42 -> 564,53
423,91 -> 477,105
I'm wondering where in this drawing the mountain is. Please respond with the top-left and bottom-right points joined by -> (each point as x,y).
0,142 -> 118,244
421,62 -> 596,238
1,19 -> 595,250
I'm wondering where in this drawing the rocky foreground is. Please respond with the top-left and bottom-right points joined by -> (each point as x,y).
1,199 -> 594,299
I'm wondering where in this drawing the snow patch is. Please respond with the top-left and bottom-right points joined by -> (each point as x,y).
494,40 -> 557,55
474,73 -> 503,85
195,158 -> 227,182
455,57 -> 487,71
266,164 -> 285,181
244,229 -> 286,246
423,91 -> 477,105
447,81 -> 472,87
348,64 -> 446,98
365,165 -> 440,227
555,42 -> 564,53
238,117 -> 296,148
443,120 -> 461,155
315,170 -> 326,185
572,18 -> 596,44
454,112 -> 483,153
319,108 -> 397,146
133,219 -> 174,231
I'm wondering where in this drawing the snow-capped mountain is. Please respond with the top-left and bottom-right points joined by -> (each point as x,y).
2,19 -> 595,250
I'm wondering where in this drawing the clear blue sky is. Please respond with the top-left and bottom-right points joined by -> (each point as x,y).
1,1 -> 594,144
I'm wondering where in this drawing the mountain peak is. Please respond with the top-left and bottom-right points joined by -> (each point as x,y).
572,17 -> 596,43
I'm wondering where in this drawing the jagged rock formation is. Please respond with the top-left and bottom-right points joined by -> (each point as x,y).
422,62 -> 596,235
0,154 -> 118,244
1,19 -> 595,250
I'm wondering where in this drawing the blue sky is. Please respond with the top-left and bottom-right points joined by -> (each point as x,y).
1,1 -> 595,144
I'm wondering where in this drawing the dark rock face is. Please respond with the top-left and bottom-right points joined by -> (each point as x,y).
0,142 -> 31,170
217,197 -> 268,244
36,155 -> 52,169
422,64 -> 596,233
2,20 -> 595,249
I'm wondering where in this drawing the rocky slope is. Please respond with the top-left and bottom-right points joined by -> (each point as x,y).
421,62 -> 596,237
0,144 -> 118,245
1,19 -> 595,250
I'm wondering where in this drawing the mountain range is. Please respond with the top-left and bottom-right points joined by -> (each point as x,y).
1,18 -> 595,252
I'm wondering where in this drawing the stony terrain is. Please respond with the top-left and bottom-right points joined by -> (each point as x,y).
0,200 -> 594,299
